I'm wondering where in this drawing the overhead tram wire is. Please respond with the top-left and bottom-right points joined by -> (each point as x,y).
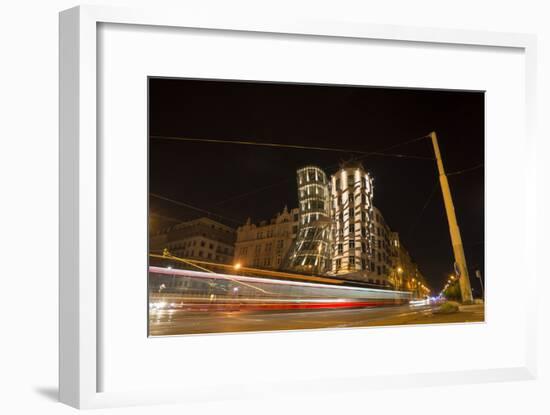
447,163 -> 484,176
150,135 -> 435,161
197,133 -> 434,207
149,193 -> 244,225
149,212 -> 187,223
406,162 -> 484,240
150,133 -> 439,219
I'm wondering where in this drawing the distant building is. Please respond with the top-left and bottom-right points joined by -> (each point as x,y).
389,232 -> 429,296
149,217 -> 236,264
234,206 -> 299,270
368,206 -> 394,286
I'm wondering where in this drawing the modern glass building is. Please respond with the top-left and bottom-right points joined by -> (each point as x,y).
284,165 -> 332,274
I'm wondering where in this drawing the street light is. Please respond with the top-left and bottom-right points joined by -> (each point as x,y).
234,262 -> 242,271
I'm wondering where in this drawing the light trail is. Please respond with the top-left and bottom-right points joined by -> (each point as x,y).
150,253 -> 346,285
149,266 -> 411,295
150,254 -> 271,294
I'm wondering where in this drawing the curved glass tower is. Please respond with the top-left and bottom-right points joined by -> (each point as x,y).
284,165 -> 332,274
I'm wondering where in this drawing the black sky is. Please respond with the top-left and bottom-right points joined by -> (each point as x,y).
149,78 -> 485,293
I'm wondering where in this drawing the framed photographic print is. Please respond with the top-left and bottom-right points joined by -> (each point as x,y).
59,4 -> 538,409
147,78 -> 484,337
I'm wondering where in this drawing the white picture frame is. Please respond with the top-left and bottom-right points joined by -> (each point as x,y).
59,4 -> 538,409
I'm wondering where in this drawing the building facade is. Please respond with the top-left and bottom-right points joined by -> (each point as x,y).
285,166 -> 332,274
231,162 -> 430,295
389,232 -> 429,296
368,206 -> 394,286
149,217 -> 236,264
234,206 -> 299,270
328,162 -> 375,282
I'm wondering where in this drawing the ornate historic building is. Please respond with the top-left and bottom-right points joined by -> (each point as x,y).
149,217 -> 236,264
234,206 -> 299,270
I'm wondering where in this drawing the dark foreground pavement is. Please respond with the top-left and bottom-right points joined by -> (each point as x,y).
149,302 -> 485,336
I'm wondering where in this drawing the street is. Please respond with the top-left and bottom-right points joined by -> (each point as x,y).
149,302 -> 485,336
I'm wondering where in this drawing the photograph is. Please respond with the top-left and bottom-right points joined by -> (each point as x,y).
148,78 -> 485,336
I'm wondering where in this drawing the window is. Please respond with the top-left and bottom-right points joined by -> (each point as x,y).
361,259 -> 367,270
349,207 -> 354,217
337,243 -> 343,255
348,175 -> 354,186
276,240 -> 284,249
349,240 -> 355,249
349,224 -> 355,233
336,178 -> 341,189
349,256 -> 356,266
199,251 -> 203,257
335,258 -> 342,269
200,241 -> 205,247
207,253 -> 212,259
209,243 -> 214,250
361,242 -> 367,253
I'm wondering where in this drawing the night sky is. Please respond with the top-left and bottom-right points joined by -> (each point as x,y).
149,78 -> 485,293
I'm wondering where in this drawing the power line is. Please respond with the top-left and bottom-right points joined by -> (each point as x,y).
447,163 -> 484,176
150,135 -> 434,160
212,180 -> 291,207
150,212 -> 184,223
407,180 -> 440,239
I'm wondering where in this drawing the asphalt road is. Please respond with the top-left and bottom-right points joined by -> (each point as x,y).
149,303 -> 485,336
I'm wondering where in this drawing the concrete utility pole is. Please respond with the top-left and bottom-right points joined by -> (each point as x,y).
429,131 -> 473,303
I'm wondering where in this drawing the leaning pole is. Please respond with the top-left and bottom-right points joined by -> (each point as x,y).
429,131 -> 473,303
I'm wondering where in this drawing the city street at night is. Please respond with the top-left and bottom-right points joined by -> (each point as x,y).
149,302 -> 484,336
148,78 -> 486,335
